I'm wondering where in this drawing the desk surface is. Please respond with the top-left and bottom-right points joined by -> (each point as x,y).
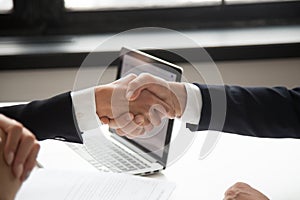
38,131 -> 300,200
2,102 -> 300,199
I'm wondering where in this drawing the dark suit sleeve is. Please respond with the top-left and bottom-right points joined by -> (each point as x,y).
0,92 -> 83,143
188,84 -> 300,139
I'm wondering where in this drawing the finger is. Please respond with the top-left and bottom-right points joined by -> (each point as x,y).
151,103 -> 172,123
126,73 -> 154,101
133,115 -> 145,126
114,118 -> 144,137
116,73 -> 137,86
151,96 -> 176,119
225,182 -> 248,197
0,128 -> 5,152
126,73 -> 167,101
153,103 -> 169,118
0,115 -> 24,166
100,117 -> 110,124
144,123 -> 154,132
0,114 -> 16,130
126,88 -> 143,101
126,127 -> 145,139
225,189 -> 236,197
125,78 -> 145,101
149,107 -> 162,126
13,129 -> 36,179
115,129 -> 126,136
223,197 -> 235,200
21,142 -> 40,181
115,120 -> 141,134
4,122 -> 23,166
107,113 -> 134,129
225,185 -> 237,196
115,126 -> 144,138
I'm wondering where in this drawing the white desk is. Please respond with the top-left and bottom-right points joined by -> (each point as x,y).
2,102 -> 300,199
37,131 -> 300,200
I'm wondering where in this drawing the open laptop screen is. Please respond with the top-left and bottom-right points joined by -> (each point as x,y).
116,47 -> 182,165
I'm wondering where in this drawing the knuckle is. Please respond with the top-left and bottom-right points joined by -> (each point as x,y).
128,80 -> 138,88
145,74 -> 154,81
23,134 -> 36,144
116,129 -> 125,136
10,122 -> 24,132
11,119 -> 23,127
127,73 -> 137,80
225,190 -> 235,196
131,73 -> 137,78
140,73 -> 148,78
14,155 -> 24,165
33,142 -> 40,152
24,162 -> 35,172
28,144 -> 40,162
141,73 -> 151,78
24,128 -> 37,139
234,182 -> 248,188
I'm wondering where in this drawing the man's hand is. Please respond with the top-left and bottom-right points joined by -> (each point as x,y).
224,182 -> 269,200
95,74 -> 174,137
126,73 -> 187,118
112,73 -> 187,137
101,73 -> 188,138
0,114 -> 40,181
0,128 -> 22,200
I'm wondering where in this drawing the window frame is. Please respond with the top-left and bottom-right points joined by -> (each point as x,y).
0,1 -> 299,36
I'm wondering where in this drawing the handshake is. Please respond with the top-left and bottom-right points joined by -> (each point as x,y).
94,73 -> 187,138
0,73 -> 187,200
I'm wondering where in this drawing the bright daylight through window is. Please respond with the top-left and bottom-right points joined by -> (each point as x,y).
64,0 -> 300,10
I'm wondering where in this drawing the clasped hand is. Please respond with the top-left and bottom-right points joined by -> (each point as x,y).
95,73 -> 187,138
0,114 -> 40,200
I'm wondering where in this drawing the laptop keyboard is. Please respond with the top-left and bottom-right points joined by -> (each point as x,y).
67,139 -> 150,173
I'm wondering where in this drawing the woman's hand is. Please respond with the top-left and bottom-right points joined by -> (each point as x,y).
0,128 -> 21,200
0,114 -> 40,181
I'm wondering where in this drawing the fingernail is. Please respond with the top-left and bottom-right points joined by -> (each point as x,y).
135,117 -> 144,125
7,152 -> 14,166
16,164 -> 23,179
126,91 -> 133,99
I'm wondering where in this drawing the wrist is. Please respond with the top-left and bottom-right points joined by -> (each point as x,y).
169,82 -> 187,118
94,85 -> 113,118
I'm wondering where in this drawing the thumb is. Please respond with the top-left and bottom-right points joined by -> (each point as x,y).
100,117 -> 110,124
0,128 -> 6,153
126,88 -> 143,101
117,73 -> 137,85
126,75 -> 148,101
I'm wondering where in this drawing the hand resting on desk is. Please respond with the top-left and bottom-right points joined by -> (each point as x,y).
0,114 -> 40,200
0,129 -> 21,200
224,182 -> 269,200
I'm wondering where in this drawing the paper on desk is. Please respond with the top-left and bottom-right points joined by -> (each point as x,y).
16,169 -> 175,200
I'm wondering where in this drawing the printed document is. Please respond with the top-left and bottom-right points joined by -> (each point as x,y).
16,169 -> 175,200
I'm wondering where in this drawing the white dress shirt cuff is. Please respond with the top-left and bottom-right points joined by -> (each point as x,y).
71,87 -> 100,132
180,83 -> 202,125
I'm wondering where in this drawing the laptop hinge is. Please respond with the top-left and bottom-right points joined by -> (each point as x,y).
111,134 -> 160,164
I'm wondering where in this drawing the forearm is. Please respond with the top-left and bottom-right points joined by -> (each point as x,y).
0,92 -> 82,143
196,84 -> 300,138
169,82 -> 187,118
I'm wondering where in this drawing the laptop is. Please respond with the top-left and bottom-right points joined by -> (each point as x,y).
67,47 -> 183,175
